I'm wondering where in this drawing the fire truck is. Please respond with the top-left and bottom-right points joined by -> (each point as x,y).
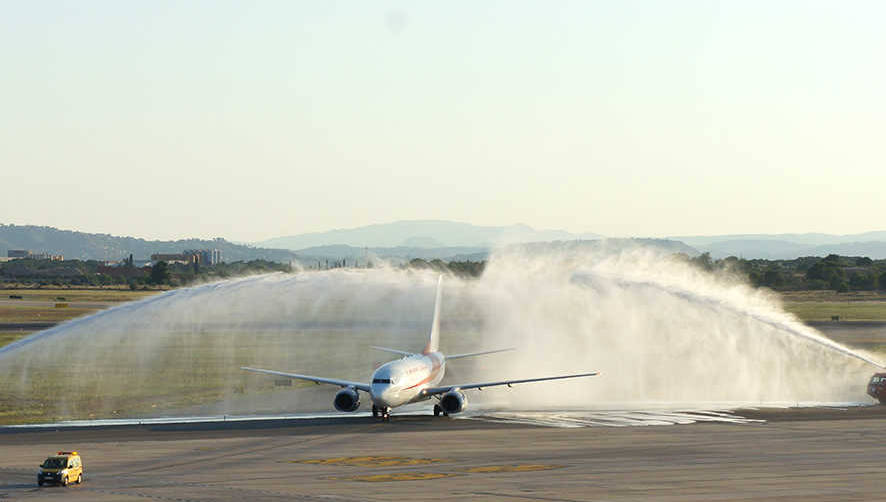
867,373 -> 886,404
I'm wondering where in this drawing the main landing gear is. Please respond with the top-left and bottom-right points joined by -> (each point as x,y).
372,405 -> 391,421
433,404 -> 449,417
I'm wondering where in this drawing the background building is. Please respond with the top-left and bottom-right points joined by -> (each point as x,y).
7,250 -> 63,260
151,249 -> 222,266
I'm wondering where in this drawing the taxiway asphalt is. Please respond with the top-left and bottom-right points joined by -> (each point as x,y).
2,406 -> 886,501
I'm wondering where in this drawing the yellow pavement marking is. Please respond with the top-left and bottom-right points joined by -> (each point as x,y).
333,472 -> 458,482
285,456 -> 445,467
462,464 -> 563,473
288,457 -> 562,482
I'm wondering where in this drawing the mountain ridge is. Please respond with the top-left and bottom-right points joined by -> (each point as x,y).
257,220 -> 602,250
672,231 -> 886,248
5,222 -> 886,263
0,224 -> 297,263
675,234 -> 886,259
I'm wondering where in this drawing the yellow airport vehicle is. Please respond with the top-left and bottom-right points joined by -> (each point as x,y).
37,451 -> 84,487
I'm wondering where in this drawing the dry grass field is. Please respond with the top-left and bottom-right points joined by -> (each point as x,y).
781,290 -> 886,321
0,288 -> 158,348
1,287 -> 885,350
0,287 -> 158,303
0,331 -> 293,424
2,288 -> 886,350
0,288 -> 366,424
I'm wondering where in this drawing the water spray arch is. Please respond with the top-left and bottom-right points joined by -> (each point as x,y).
0,248 -> 878,423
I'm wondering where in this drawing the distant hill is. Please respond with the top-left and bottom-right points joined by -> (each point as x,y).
258,220 -> 602,250
701,239 -> 811,260
293,245 -> 488,265
0,224 -> 297,263
671,232 -> 886,259
292,238 -> 698,266
673,232 -> 886,247
16,222 -> 886,265
500,238 -> 700,258
805,242 -> 886,260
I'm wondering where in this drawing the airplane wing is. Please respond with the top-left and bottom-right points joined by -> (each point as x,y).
240,367 -> 371,392
371,346 -> 417,357
420,371 -> 599,396
445,347 -> 515,360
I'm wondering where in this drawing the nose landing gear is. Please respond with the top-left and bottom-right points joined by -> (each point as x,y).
372,405 -> 392,421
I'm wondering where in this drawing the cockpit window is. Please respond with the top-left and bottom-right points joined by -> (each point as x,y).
373,378 -> 391,384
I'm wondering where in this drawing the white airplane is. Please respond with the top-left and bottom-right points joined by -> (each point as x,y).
242,276 -> 598,419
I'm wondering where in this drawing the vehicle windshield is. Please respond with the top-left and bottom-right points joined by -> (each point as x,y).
41,458 -> 66,469
372,378 -> 391,384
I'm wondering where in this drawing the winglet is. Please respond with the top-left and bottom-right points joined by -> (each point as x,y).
423,275 -> 443,354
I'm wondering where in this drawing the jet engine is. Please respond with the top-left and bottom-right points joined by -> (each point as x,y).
333,388 -> 361,412
439,390 -> 467,415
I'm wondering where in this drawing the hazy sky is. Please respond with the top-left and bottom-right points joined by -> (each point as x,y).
1,1 -> 884,242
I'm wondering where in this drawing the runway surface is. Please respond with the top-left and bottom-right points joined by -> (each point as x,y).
2,406 -> 886,501
0,406 -> 775,429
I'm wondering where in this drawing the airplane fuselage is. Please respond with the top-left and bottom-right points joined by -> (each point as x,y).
370,352 -> 445,409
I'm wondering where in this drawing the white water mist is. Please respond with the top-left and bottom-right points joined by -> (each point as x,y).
0,246 -> 877,421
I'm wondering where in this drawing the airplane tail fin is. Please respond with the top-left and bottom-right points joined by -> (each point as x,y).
423,275 -> 443,354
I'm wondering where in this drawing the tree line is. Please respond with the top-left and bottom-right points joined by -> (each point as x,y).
6,253 -> 882,293
686,253 -> 886,292
405,258 -> 485,278
0,258 -> 292,289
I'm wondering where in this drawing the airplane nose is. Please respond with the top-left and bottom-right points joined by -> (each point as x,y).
372,385 -> 396,406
